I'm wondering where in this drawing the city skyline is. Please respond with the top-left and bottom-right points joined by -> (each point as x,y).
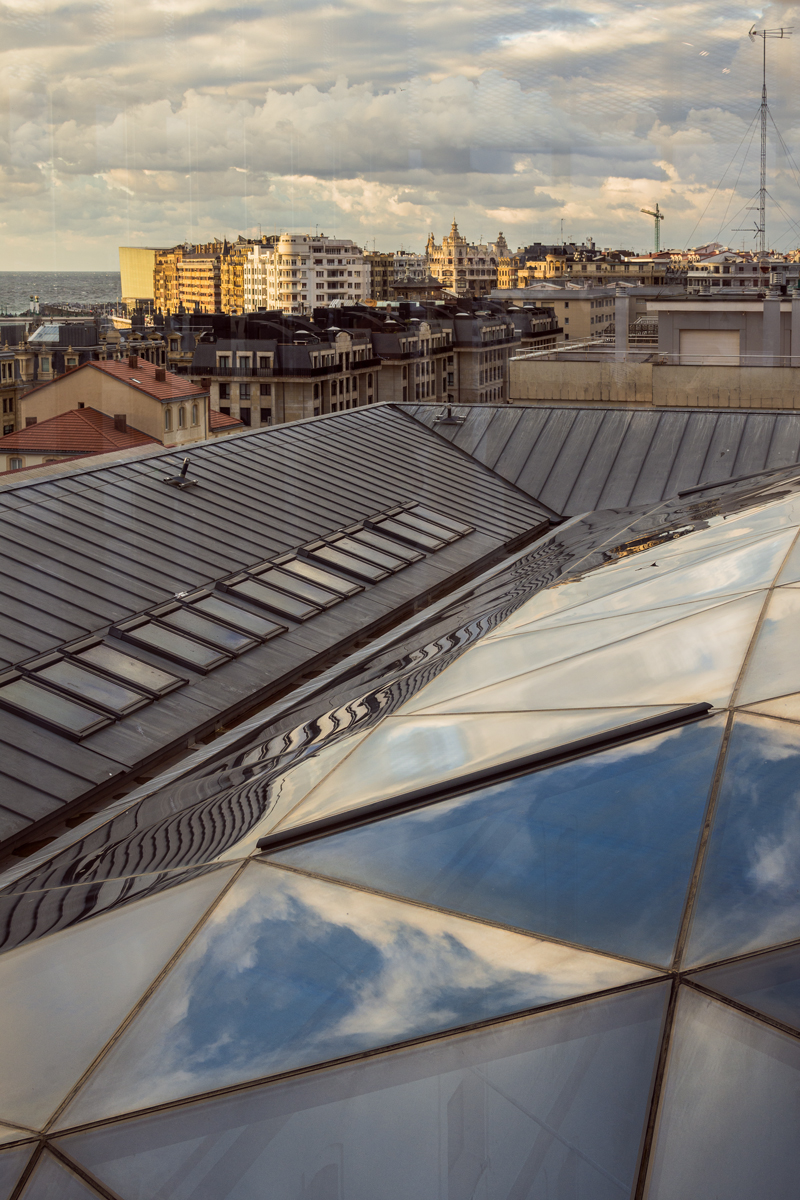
3,1 -> 800,270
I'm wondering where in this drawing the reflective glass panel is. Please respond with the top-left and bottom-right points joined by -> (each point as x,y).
737,587 -> 800,706
309,544 -> 388,581
775,531 -> 800,584
331,535 -> 406,571
18,1152 -> 102,1200
35,662 -> 148,715
158,610 -> 255,655
646,987 -> 800,1200
0,1128 -> 32,1149
74,645 -> 182,695
0,679 -> 110,738
0,1145 -> 34,1198
0,869 -> 233,1128
374,516 -> 443,550
229,578 -> 319,621
250,568 -> 341,608
270,718 -> 724,965
690,943 -> 800,1033
59,984 -> 667,1200
277,557 -> 362,596
273,706 -> 687,834
60,863 -> 658,1125
686,713 -> 800,967
191,596 -> 284,640
742,692 -> 800,722
120,623 -> 229,670
350,528 -> 423,562
409,504 -> 473,536
393,510 -> 458,542
408,592 -> 763,713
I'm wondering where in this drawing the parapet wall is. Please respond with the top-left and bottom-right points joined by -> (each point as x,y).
509,359 -> 800,409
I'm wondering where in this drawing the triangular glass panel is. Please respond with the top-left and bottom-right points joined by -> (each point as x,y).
737,587 -> 800,706
272,707 -> 687,832
774,530 -> 800,584
58,984 -> 668,1200
412,593 -> 763,714
59,862 -> 660,1126
0,1144 -> 34,1200
401,599 -> 747,715
686,713 -> 800,967
690,942 -> 800,1033
741,692 -> 800,722
646,986 -> 800,1200
0,867 -> 235,1130
0,1126 -> 32,1148
17,1152 -> 103,1200
269,716 -> 724,966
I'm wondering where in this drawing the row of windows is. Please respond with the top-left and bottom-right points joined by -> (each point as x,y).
164,403 -> 201,432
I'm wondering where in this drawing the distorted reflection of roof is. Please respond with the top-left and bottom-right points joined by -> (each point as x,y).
1,451 -> 800,1199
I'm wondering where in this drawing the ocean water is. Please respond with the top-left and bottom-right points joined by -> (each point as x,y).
0,272 -> 121,316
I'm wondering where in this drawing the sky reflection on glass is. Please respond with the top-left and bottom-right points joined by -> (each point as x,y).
686,714 -> 800,967
0,869 -> 232,1130
691,942 -> 800,1033
18,1152 -> 102,1200
646,987 -> 800,1200
59,862 -> 658,1125
737,587 -> 800,706
271,719 -> 724,965
59,985 -> 667,1200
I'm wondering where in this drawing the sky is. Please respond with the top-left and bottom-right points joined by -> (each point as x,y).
2,0 -> 800,269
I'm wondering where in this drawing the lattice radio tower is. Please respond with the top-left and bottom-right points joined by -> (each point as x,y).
748,24 -> 792,253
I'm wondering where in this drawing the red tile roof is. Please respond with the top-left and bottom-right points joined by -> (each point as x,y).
86,357 -> 208,401
209,409 -> 244,430
0,408 -> 158,455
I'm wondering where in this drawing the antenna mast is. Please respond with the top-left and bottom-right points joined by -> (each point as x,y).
749,25 -> 792,254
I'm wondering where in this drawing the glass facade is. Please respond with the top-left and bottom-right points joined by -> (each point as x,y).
2,474 -> 800,1197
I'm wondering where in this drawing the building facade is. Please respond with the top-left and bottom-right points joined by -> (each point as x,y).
426,223 -> 507,298
244,235 -> 368,315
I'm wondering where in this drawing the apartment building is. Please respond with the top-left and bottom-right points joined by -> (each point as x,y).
426,223 -> 507,298
687,252 -> 800,294
244,235 -> 368,315
518,251 -> 671,287
364,252 -> 394,302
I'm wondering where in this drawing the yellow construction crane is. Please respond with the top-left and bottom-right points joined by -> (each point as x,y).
641,203 -> 664,252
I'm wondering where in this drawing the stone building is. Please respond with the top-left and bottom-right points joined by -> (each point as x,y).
244,235 -> 368,315
425,222 -> 507,298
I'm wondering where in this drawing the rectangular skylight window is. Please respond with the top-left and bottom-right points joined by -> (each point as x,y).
116,622 -> 231,672
157,609 -> 257,656
190,595 -> 286,641
349,528 -> 424,563
329,535 -> 406,572
371,517 -> 445,551
408,505 -> 474,538
308,544 -> 390,582
395,510 -> 460,543
0,677 -> 111,739
227,577 -> 321,621
276,557 -> 363,597
74,644 -> 184,696
34,660 -> 151,716
252,567 -> 343,609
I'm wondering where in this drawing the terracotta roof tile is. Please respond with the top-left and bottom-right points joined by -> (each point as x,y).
0,408 -> 158,455
86,357 -> 208,401
209,409 -> 244,430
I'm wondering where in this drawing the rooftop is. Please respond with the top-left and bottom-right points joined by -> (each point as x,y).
0,408 -> 157,456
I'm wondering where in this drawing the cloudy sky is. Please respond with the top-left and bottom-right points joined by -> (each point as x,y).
2,0 -> 800,268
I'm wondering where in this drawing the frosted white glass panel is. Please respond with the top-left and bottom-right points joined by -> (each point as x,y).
737,587 -> 800,706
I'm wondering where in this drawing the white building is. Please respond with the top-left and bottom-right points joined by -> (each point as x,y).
392,252 -> 428,284
687,251 -> 800,295
244,234 -> 369,315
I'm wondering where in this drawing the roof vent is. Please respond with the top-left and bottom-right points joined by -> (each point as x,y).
128,354 -> 137,368
164,457 -> 198,489
113,414 -> 127,432
155,367 -> 166,382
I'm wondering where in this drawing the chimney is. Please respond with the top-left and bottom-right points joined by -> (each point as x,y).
128,354 -> 137,368
155,367 -> 166,382
113,414 -> 127,433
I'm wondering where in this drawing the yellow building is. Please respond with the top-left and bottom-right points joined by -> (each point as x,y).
426,222 -> 506,298
119,248 -> 158,307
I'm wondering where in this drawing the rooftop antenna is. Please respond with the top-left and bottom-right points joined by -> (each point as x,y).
749,24 -> 792,254
640,203 -> 665,251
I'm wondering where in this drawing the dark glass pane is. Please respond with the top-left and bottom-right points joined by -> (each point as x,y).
374,516 -> 444,550
409,504 -> 473,537
269,718 -> 725,965
350,528 -> 423,562
74,644 -> 182,695
0,679 -> 109,737
278,557 -> 362,596
394,510 -> 457,543
309,544 -> 388,581
0,1145 -> 34,1200
330,535 -> 405,571
647,986 -> 800,1200
191,596 -> 284,640
158,610 -> 255,655
121,623 -> 229,670
230,578 -> 320,621
59,984 -> 667,1200
686,713 -> 800,966
691,943 -> 800,1032
35,662 -> 148,715
60,862 -> 658,1124
252,568 -> 342,608
18,1152 -> 102,1200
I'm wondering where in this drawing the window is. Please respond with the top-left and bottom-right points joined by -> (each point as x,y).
227,577 -> 321,621
74,643 -> 183,695
33,660 -> 150,716
153,606 -> 257,655
252,567 -> 343,608
116,618 -> 231,671
178,407 -> 185,428
9,457 -> 22,470
190,595 -> 285,640
0,676 -> 111,739
239,383 -> 250,401
164,407 -> 172,431
40,357 -> 50,371
191,403 -> 198,425
239,407 -> 251,426
260,407 -> 272,424
260,383 -> 271,396
219,383 -> 230,400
